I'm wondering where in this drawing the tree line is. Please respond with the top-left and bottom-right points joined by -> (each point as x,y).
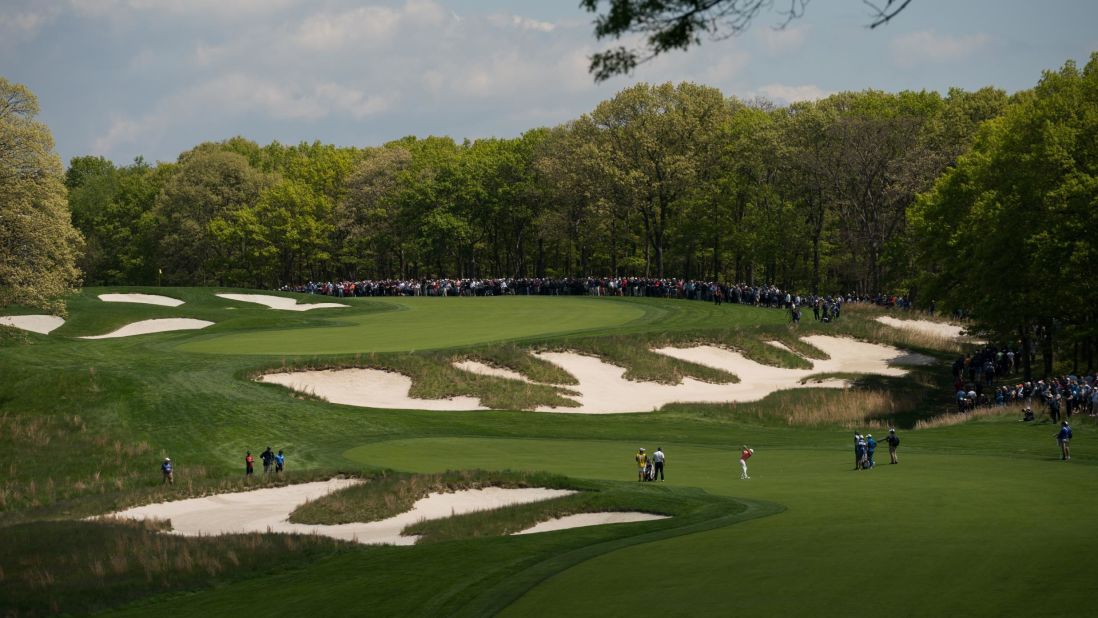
3,53 -> 1097,374
67,82 -> 1009,293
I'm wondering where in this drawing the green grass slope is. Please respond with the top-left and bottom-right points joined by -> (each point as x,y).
0,287 -> 1093,617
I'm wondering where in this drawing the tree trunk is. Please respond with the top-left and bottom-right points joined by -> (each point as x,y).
1041,324 -> 1054,378
1020,321 -> 1032,381
536,237 -> 545,278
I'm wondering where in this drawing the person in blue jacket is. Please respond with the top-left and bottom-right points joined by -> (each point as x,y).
160,457 -> 174,485
865,434 -> 877,469
1057,421 -> 1073,461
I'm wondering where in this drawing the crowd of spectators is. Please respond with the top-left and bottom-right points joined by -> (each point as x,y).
278,277 -> 892,313
951,345 -> 1098,420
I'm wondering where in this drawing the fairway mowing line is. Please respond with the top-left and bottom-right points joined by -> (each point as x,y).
875,316 -> 967,339
98,293 -> 184,307
0,314 -> 65,334
260,367 -> 488,410
78,318 -> 215,339
216,293 -> 349,311
514,512 -> 669,535
101,481 -> 575,545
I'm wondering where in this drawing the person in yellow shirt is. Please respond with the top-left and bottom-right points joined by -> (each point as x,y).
635,447 -> 647,481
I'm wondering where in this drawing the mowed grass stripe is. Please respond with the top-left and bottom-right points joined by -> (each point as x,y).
355,437 -> 1098,617
178,296 -> 652,355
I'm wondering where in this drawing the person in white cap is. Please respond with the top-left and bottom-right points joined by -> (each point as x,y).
160,457 -> 174,485
635,447 -> 648,481
739,445 -> 754,479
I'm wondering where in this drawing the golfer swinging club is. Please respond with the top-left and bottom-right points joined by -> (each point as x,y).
740,445 -> 754,480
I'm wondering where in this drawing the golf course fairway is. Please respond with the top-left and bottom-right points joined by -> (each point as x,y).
180,296 -> 653,354
356,437 -> 1095,617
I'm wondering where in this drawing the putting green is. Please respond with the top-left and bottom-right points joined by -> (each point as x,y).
351,437 -> 1098,616
179,296 -> 648,355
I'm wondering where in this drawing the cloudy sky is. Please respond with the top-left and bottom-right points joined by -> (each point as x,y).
3,0 -> 1096,165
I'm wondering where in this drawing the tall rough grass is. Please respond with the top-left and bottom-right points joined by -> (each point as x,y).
914,405 -> 1025,430
839,305 -> 967,354
543,336 -> 740,384
0,519 -> 344,617
465,344 -> 577,385
775,389 -> 904,428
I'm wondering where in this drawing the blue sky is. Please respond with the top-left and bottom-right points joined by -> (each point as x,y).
2,0 -> 1095,165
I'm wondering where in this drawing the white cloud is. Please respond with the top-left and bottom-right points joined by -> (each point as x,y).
758,25 -> 808,55
698,52 -> 751,87
293,0 -> 451,52
69,0 -> 765,161
487,14 -> 556,32
92,75 -> 393,155
294,6 -> 402,51
890,31 -> 991,68
749,84 -> 830,104
70,0 -> 300,19
0,4 -> 59,46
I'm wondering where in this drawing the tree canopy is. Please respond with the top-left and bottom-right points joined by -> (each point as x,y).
49,52 -> 1098,375
908,52 -> 1098,376
0,78 -> 83,313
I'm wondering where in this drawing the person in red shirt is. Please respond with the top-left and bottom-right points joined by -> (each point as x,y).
245,451 -> 255,477
739,445 -> 754,480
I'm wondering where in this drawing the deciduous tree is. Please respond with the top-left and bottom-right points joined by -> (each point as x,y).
0,77 -> 83,312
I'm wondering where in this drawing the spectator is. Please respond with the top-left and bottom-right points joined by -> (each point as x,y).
161,457 -> 174,485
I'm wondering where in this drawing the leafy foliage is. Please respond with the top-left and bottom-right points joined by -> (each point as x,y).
0,78 -> 83,313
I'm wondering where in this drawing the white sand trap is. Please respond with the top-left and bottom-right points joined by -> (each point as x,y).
105,481 -> 575,546
454,360 -> 533,383
262,336 -> 928,414
799,335 -> 915,376
514,512 -> 668,535
0,315 -> 64,334
217,293 -> 348,311
765,341 -> 794,353
260,368 -> 487,410
875,316 -> 966,339
534,335 -> 914,414
98,293 -> 184,307
79,318 -> 214,339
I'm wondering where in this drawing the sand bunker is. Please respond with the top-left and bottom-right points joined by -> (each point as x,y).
0,315 -> 65,335
80,318 -> 214,339
105,480 -> 575,545
261,335 -> 929,414
534,335 -> 913,413
260,368 -> 487,410
514,512 -> 669,535
875,316 -> 966,339
454,360 -> 534,383
98,293 -> 184,307
217,293 -> 348,311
